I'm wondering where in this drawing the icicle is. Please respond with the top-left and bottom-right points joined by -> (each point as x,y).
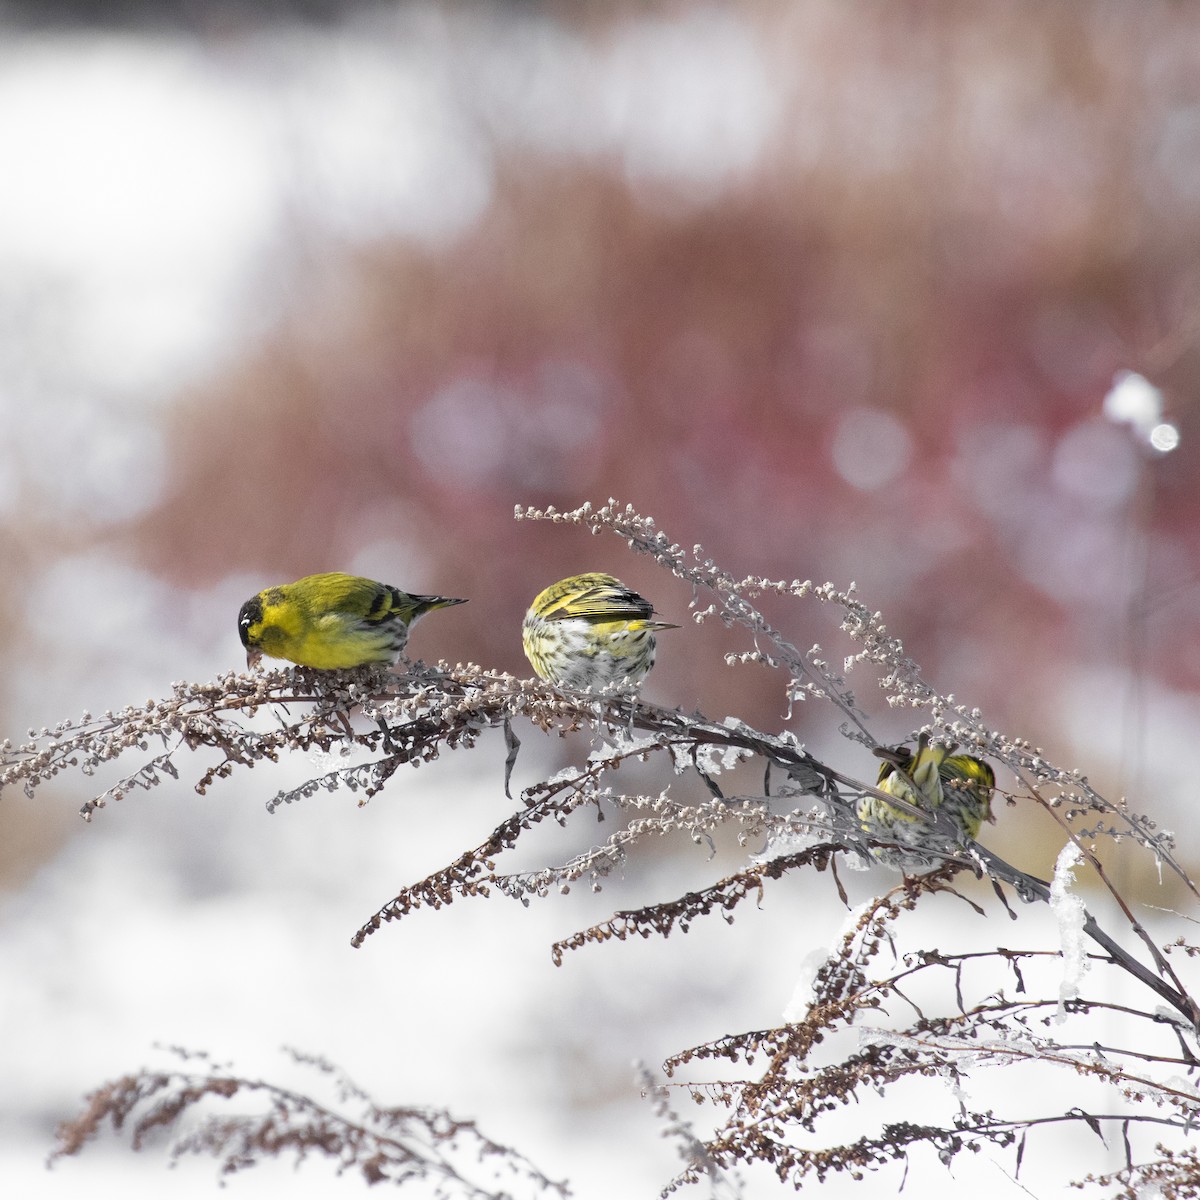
1049,842 -> 1089,1022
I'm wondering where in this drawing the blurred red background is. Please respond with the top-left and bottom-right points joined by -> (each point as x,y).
5,0 -> 1200,875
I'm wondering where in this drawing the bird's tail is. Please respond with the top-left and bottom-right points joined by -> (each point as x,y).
410,594 -> 469,620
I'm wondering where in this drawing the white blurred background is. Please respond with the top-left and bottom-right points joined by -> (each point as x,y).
2,1 -> 1199,1195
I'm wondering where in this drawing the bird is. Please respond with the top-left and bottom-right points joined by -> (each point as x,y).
237,572 -> 467,669
857,735 -> 996,868
521,572 -> 677,690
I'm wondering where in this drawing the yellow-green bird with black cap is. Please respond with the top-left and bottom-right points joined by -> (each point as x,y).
522,572 -> 677,689
238,572 -> 467,669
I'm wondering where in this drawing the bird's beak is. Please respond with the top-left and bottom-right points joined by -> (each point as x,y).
246,649 -> 262,669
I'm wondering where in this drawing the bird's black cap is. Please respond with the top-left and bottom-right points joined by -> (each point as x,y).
237,595 -> 264,648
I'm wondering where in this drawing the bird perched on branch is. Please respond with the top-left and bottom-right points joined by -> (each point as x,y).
522,572 -> 677,690
858,735 -> 996,868
238,572 -> 467,669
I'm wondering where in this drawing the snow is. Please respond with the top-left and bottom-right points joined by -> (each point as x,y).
1049,841 -> 1089,1021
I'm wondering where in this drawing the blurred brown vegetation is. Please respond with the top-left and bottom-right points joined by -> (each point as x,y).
127,2 -> 1200,759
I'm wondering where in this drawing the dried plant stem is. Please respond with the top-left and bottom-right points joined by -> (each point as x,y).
7,499 -> 1196,1198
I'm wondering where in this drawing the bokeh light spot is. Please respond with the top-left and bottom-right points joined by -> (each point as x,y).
411,358 -> 612,489
1103,370 -> 1164,430
411,376 -> 515,485
1150,422 -> 1181,453
1051,418 -> 1139,509
830,406 -> 913,491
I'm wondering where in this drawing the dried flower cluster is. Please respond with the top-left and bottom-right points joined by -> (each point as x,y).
53,1047 -> 567,1199
8,500 -> 1199,1197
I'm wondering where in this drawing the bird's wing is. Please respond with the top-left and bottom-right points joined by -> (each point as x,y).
312,573 -> 388,620
555,576 -> 654,622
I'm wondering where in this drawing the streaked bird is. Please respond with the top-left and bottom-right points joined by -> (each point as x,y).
858,735 -> 996,868
522,572 -> 677,690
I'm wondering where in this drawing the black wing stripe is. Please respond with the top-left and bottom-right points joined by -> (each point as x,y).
364,585 -> 397,623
